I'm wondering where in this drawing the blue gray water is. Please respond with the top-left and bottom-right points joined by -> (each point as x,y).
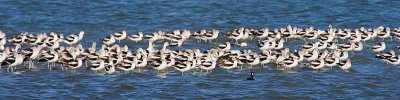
1,0 -> 400,99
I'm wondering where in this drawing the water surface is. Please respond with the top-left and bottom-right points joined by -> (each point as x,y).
0,0 -> 400,99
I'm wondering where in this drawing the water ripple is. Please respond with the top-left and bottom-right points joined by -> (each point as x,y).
0,0 -> 400,99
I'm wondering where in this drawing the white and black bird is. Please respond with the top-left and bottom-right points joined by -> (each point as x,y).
370,42 -> 386,52
113,30 -> 127,43
128,32 -> 143,42
338,59 -> 352,70
102,35 -> 116,46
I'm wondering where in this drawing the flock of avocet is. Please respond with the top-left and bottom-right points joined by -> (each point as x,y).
0,25 -> 399,75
